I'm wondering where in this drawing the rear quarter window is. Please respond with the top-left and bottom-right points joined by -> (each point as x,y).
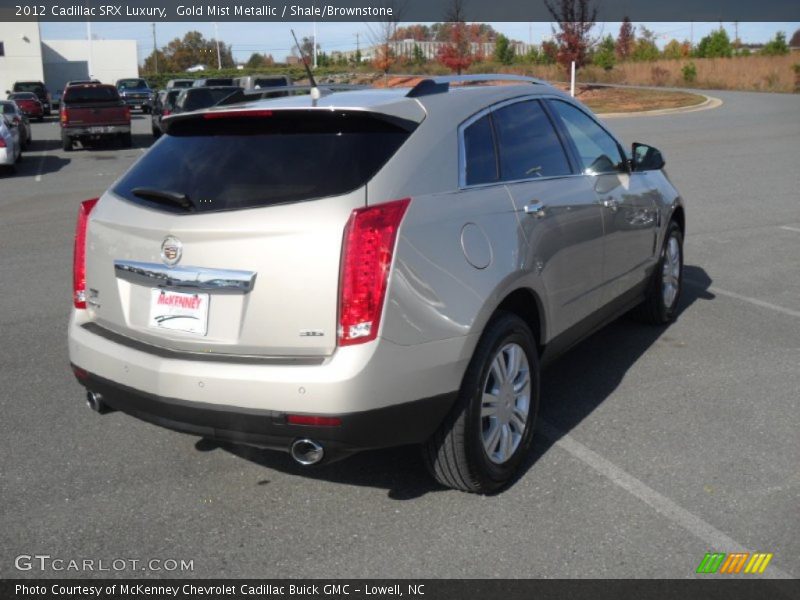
113,111 -> 415,214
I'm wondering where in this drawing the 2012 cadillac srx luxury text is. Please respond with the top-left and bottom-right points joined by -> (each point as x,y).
68,75 -> 685,492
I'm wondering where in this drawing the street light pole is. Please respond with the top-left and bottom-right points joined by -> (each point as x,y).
213,22 -> 222,69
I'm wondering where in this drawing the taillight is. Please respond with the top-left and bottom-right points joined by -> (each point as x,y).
287,414 -> 342,427
0,137 -> 6,148
162,109 -> 171,116
338,198 -> 410,346
60,109 -> 68,124
203,109 -> 273,119
73,198 -> 100,309
123,106 -> 131,120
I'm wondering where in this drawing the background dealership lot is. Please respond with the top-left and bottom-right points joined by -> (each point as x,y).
0,89 -> 798,578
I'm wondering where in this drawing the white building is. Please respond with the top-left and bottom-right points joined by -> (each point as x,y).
1,22 -> 138,95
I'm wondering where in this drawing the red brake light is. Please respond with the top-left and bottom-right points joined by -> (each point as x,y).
73,198 -> 100,309
123,106 -> 131,120
203,109 -> 273,120
287,414 -> 342,427
338,198 -> 410,346
162,109 -> 171,116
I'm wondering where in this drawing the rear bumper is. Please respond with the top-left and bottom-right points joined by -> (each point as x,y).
69,313 -> 473,455
75,369 -> 455,458
63,124 -> 131,136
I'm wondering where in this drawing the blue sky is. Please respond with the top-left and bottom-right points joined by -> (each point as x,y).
39,21 -> 800,65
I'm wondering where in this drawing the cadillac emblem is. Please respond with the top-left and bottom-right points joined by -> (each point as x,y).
161,236 -> 182,266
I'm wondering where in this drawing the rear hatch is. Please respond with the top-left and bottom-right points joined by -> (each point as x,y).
62,86 -> 128,126
84,108 -> 417,357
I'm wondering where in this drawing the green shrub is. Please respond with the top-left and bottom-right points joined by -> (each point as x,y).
682,62 -> 697,84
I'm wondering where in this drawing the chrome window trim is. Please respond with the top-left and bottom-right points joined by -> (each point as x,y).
114,260 -> 256,293
458,93 -> 581,190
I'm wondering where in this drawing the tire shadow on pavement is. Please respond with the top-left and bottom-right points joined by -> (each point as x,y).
517,265 -> 715,487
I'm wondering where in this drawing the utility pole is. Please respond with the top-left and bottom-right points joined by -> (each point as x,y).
355,32 -> 360,63
313,21 -> 317,69
152,23 -> 158,73
213,22 -> 222,69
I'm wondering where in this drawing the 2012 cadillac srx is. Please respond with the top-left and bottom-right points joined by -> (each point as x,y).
68,75 -> 685,492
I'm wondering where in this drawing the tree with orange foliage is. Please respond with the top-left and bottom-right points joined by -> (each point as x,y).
545,0 -> 598,71
437,0 -> 473,74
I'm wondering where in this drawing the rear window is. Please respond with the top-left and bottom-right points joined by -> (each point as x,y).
1,103 -> 16,114
253,78 -> 288,88
64,86 -> 120,104
179,88 -> 239,112
14,82 -> 45,95
9,92 -> 37,100
113,111 -> 414,214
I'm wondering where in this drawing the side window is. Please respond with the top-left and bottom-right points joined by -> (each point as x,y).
492,100 -> 571,182
550,100 -> 626,174
463,114 -> 497,186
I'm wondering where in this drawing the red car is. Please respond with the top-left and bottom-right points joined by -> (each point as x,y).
8,92 -> 44,121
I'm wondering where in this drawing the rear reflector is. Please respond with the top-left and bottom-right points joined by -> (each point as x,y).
203,109 -> 273,119
338,198 -> 410,346
73,198 -> 100,309
71,365 -> 89,381
287,414 -> 342,427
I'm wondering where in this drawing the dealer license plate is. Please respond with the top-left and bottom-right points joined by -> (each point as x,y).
149,289 -> 209,335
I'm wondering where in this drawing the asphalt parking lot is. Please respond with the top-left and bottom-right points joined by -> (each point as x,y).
1,91 -> 798,579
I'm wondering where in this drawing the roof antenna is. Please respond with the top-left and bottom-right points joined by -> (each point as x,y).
291,29 -> 320,106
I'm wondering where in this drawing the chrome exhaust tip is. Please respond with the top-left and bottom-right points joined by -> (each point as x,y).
290,439 -> 324,466
86,391 -> 113,414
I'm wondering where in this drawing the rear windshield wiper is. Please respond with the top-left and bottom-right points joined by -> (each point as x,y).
131,187 -> 196,212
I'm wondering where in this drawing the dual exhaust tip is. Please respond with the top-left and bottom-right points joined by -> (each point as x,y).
86,391 -> 324,465
290,438 -> 324,466
86,391 -> 114,414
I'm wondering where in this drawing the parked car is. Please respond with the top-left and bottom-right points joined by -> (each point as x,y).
0,101 -> 31,149
172,86 -> 240,114
68,75 -> 686,493
0,115 -> 22,173
115,78 -> 154,113
166,79 -> 195,89
233,75 -> 292,90
191,77 -> 235,87
150,89 -> 181,138
60,83 -> 131,151
8,81 -> 51,115
7,92 -> 43,122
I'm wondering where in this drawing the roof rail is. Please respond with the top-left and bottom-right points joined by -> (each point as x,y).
215,84 -> 369,106
406,74 -> 548,98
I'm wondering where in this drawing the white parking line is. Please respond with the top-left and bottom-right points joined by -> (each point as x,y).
684,279 -> 800,319
538,420 -> 795,579
779,226 -> 800,233
34,148 -> 49,182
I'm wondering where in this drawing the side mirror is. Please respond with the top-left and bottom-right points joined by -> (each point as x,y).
632,143 -> 665,171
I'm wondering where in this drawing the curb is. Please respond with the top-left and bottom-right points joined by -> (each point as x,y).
599,94 -> 723,118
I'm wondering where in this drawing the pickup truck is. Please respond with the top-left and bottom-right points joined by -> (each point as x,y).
60,84 -> 131,151
116,78 -> 154,113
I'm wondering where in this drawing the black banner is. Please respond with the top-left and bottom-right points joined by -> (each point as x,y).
2,580 -> 800,600
1,0 -> 799,22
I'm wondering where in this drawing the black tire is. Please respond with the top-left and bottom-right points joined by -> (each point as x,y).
423,312 -> 540,493
152,127 -> 161,139
61,132 -> 72,152
633,220 -> 684,324
121,132 -> 133,148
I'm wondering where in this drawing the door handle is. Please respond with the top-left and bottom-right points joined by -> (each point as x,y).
523,201 -> 546,218
599,197 -> 620,212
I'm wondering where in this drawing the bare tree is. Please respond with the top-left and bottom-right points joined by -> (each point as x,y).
544,0 -> 598,71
